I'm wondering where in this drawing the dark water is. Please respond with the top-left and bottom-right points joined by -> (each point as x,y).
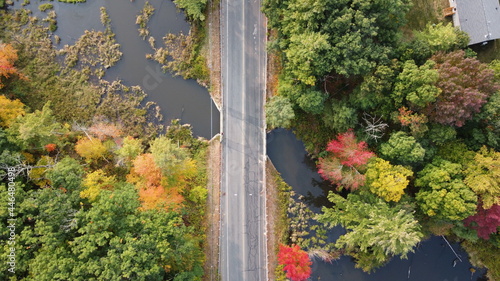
267,128 -> 487,281
12,0 -> 220,138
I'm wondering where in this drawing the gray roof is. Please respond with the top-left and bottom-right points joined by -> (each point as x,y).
454,0 -> 500,45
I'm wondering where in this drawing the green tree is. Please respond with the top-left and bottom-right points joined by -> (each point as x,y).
350,63 -> 397,118
7,102 -> 65,150
150,136 -> 190,177
415,158 -> 477,221
115,136 -> 143,166
365,158 -> 413,202
321,0 -> 411,76
414,23 -> 469,53
397,37 -> 432,65
393,60 -> 441,108
266,96 -> 295,129
296,87 -> 327,114
0,182 -> 32,278
174,0 -> 207,22
380,131 -> 425,165
321,99 -> 357,133
467,91 -> 500,150
46,157 -> 84,193
277,76 -> 326,114
26,183 -> 204,280
263,0 -> 412,112
317,192 -> 423,272
284,32 -> 331,86
426,123 -> 456,146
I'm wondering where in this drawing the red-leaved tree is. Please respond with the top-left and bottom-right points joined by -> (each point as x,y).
317,130 -> 375,190
464,204 -> 500,240
278,244 -> 312,281
425,50 -> 498,127
44,143 -> 57,152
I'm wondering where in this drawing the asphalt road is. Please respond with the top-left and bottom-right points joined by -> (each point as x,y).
219,0 -> 267,279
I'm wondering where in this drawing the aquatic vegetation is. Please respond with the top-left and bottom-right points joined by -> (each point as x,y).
136,1 -> 155,40
57,0 -> 86,3
42,10 -> 57,32
0,7 -> 162,138
60,7 -> 121,78
38,3 -> 53,12
147,30 -> 209,86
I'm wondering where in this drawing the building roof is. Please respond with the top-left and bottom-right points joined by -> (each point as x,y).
452,0 -> 500,45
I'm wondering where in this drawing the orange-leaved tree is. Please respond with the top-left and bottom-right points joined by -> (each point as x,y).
127,153 -> 183,210
278,244 -> 312,281
0,43 -> 22,89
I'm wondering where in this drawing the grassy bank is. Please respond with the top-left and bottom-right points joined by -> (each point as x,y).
266,159 -> 291,281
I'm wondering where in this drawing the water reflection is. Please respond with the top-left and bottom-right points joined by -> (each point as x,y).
267,128 -> 487,281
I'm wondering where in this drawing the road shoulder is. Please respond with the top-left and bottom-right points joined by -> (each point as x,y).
204,134 -> 221,281
266,158 -> 291,280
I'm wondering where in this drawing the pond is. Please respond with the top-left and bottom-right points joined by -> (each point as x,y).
11,0 -> 220,139
267,128 -> 487,281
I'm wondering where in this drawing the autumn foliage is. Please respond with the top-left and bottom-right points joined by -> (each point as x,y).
74,137 -> 107,162
278,244 -> 312,281
0,43 -> 21,88
44,143 -> 57,152
0,95 -> 25,127
128,153 -> 183,210
318,130 -> 375,190
464,204 -> 500,240
425,50 -> 498,127
88,120 -> 122,141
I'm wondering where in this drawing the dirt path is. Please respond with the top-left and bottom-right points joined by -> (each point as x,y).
204,135 -> 221,281
207,0 -> 221,108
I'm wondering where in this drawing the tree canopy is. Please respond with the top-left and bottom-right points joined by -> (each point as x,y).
278,244 -> 312,281
380,131 -> 425,165
415,158 -> 477,221
425,50 -> 498,127
365,158 -> 413,202
317,192 -> 423,272
318,130 -> 375,190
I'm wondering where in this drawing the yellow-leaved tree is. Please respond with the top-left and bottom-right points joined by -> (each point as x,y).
365,158 -> 413,202
80,170 -> 116,201
0,95 -> 25,127
464,146 -> 500,209
74,137 -> 108,162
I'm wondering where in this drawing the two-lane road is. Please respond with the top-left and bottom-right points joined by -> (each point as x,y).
219,0 -> 267,279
